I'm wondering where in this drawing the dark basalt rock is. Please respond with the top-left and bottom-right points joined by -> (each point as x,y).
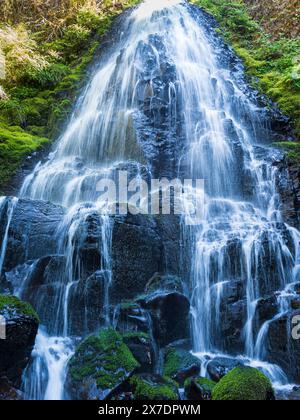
184,377 -> 216,401
275,159 -> 300,229
123,332 -> 153,373
0,377 -> 23,400
220,299 -> 247,353
138,290 -> 190,347
0,197 -> 65,273
4,256 -> 66,334
110,214 -> 163,302
114,302 -> 150,335
265,310 -> 300,382
163,344 -> 201,386
0,295 -> 39,386
207,357 -> 244,382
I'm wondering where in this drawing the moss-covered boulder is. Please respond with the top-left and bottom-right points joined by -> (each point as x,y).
130,374 -> 179,400
0,294 -> 39,385
164,344 -> 201,386
184,377 -> 216,400
212,366 -> 275,400
66,328 -> 140,400
123,332 -> 153,373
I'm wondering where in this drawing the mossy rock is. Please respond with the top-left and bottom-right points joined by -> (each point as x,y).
212,366 -> 275,400
67,328 -> 140,400
130,374 -> 179,400
164,346 -> 201,385
0,294 -> 39,322
0,294 -> 39,383
184,377 -> 216,400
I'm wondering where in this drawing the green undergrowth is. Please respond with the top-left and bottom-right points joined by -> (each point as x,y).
0,0 -> 140,192
190,0 -> 300,139
0,294 -> 39,321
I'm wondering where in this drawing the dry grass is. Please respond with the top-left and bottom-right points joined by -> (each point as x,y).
244,0 -> 300,39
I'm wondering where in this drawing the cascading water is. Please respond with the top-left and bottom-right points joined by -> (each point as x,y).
0,0 -> 299,399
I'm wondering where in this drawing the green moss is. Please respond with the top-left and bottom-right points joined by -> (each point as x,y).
0,124 -> 49,191
184,376 -> 216,393
190,0 -> 300,138
130,374 -> 179,400
0,294 -> 39,322
69,328 -> 140,391
164,347 -> 200,379
273,141 -> 300,164
212,366 -> 274,400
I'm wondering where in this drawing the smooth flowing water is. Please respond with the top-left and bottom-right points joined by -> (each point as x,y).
0,0 -> 298,399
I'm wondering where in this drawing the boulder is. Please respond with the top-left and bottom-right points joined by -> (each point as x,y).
138,290 -> 190,346
163,345 -> 201,386
265,310 -> 300,382
114,301 -> 150,334
207,357 -> 244,382
123,332 -> 153,373
212,366 -> 275,400
66,329 -> 139,400
0,377 -> 23,400
0,295 -> 39,386
184,377 -> 216,401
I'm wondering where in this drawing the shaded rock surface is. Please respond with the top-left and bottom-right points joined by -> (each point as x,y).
0,295 -> 39,386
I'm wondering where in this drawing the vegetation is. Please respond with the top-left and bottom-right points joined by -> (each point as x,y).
130,374 -> 179,400
0,0 -> 140,192
191,0 -> 300,141
69,328 -> 139,390
212,366 -> 274,400
273,141 -> 300,164
0,294 -> 39,321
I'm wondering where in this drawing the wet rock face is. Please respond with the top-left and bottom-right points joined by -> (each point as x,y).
184,377 -> 216,401
138,290 -> 190,347
0,198 -> 65,273
276,159 -> 300,229
0,295 -> 39,386
266,310 -> 300,383
207,357 -> 244,382
163,343 -> 201,386
0,377 -> 23,400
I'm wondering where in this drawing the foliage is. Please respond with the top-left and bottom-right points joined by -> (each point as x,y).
0,294 -> 39,321
191,0 -> 300,138
212,366 -> 274,400
273,141 -> 300,164
0,123 -> 49,188
0,0 -> 141,191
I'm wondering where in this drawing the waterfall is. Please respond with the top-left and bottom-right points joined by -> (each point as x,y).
0,0 -> 298,399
